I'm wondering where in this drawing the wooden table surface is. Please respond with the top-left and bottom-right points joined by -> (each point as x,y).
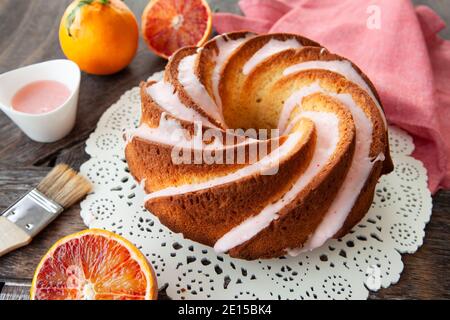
0,0 -> 449,300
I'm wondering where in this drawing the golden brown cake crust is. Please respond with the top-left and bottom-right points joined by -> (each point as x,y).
125,32 -> 394,260
165,47 -> 226,128
146,120 -> 317,247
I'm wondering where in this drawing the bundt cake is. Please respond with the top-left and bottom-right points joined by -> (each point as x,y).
125,32 -> 393,260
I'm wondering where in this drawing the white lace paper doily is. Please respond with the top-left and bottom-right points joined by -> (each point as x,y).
80,71 -> 432,300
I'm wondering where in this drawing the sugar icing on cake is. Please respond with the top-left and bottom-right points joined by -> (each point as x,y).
125,32 -> 393,260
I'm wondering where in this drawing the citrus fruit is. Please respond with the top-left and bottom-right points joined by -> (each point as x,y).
30,229 -> 157,300
59,0 -> 139,75
142,0 -> 212,59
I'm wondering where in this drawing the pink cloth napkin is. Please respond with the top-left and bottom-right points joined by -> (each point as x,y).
214,0 -> 450,194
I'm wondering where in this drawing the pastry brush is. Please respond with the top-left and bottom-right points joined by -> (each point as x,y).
0,164 -> 91,257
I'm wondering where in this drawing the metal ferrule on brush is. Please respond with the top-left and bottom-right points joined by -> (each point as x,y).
1,188 -> 63,237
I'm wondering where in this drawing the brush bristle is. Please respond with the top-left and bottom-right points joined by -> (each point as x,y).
37,164 -> 92,208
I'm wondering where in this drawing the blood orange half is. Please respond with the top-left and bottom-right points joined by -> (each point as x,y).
30,229 -> 157,300
142,0 -> 212,59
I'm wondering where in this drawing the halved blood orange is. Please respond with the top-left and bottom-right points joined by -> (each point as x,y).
142,0 -> 212,59
30,229 -> 157,300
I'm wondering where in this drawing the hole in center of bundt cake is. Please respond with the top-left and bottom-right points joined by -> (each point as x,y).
222,109 -> 283,141
221,93 -> 284,137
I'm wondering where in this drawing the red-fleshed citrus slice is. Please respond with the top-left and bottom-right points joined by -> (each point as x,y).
142,0 -> 212,59
30,229 -> 157,300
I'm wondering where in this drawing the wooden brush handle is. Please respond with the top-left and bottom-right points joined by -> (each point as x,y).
0,217 -> 32,257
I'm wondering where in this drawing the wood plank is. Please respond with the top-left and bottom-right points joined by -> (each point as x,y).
0,281 -> 170,300
0,280 -> 30,300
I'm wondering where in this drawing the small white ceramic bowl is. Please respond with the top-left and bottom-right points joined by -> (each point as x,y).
0,59 -> 80,143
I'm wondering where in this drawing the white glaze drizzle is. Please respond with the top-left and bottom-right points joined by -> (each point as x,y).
288,92 -> 375,255
146,81 -> 216,128
139,178 -> 147,190
372,152 -> 385,163
145,130 -> 304,201
214,112 -> 340,253
278,82 -> 323,133
126,113 -> 192,147
242,38 -> 301,75
129,113 -> 269,162
283,60 -> 387,129
212,34 -> 252,109
178,54 -> 226,126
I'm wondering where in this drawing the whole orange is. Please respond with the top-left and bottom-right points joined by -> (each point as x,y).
59,0 -> 139,75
